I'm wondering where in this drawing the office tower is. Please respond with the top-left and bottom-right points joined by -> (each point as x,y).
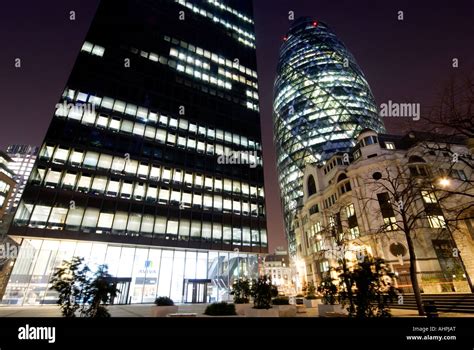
3,0 -> 266,305
273,18 -> 385,255
5,145 -> 39,213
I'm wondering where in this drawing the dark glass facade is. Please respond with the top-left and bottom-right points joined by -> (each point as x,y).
273,18 -> 385,255
4,0 -> 266,304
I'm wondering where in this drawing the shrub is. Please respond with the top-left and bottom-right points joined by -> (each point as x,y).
155,296 -> 174,306
272,296 -> 290,305
306,281 -> 317,299
318,275 -> 338,305
338,257 -> 398,318
204,302 -> 236,316
230,278 -> 251,304
250,275 -> 276,309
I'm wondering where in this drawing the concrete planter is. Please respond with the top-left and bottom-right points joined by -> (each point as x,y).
277,305 -> 297,317
304,299 -> 320,308
151,305 -> 179,317
245,307 -> 279,317
318,304 -> 347,317
234,303 -> 252,316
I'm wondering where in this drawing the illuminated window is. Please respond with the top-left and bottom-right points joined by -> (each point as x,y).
77,174 -> 92,192
158,187 -> 169,204
62,172 -> 77,190
428,215 -> 446,228
91,176 -> 107,194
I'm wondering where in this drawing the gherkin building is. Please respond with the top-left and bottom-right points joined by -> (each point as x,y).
272,17 -> 385,255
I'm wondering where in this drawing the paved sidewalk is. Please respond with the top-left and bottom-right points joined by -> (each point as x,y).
0,304 -> 472,317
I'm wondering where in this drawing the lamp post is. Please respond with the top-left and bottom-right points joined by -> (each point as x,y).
433,177 -> 474,293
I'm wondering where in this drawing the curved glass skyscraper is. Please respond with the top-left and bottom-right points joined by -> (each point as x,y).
273,18 -> 385,255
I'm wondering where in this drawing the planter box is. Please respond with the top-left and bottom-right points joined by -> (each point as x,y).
234,303 -> 252,316
245,307 -> 279,317
277,305 -> 297,317
317,304 -> 347,317
304,299 -> 320,308
151,305 -> 179,317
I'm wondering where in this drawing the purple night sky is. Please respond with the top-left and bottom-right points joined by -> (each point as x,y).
1,0 -> 473,252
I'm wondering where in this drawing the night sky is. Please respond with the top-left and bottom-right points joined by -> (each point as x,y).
1,0 -> 473,252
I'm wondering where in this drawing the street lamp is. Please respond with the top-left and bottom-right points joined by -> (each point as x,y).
438,177 -> 450,188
